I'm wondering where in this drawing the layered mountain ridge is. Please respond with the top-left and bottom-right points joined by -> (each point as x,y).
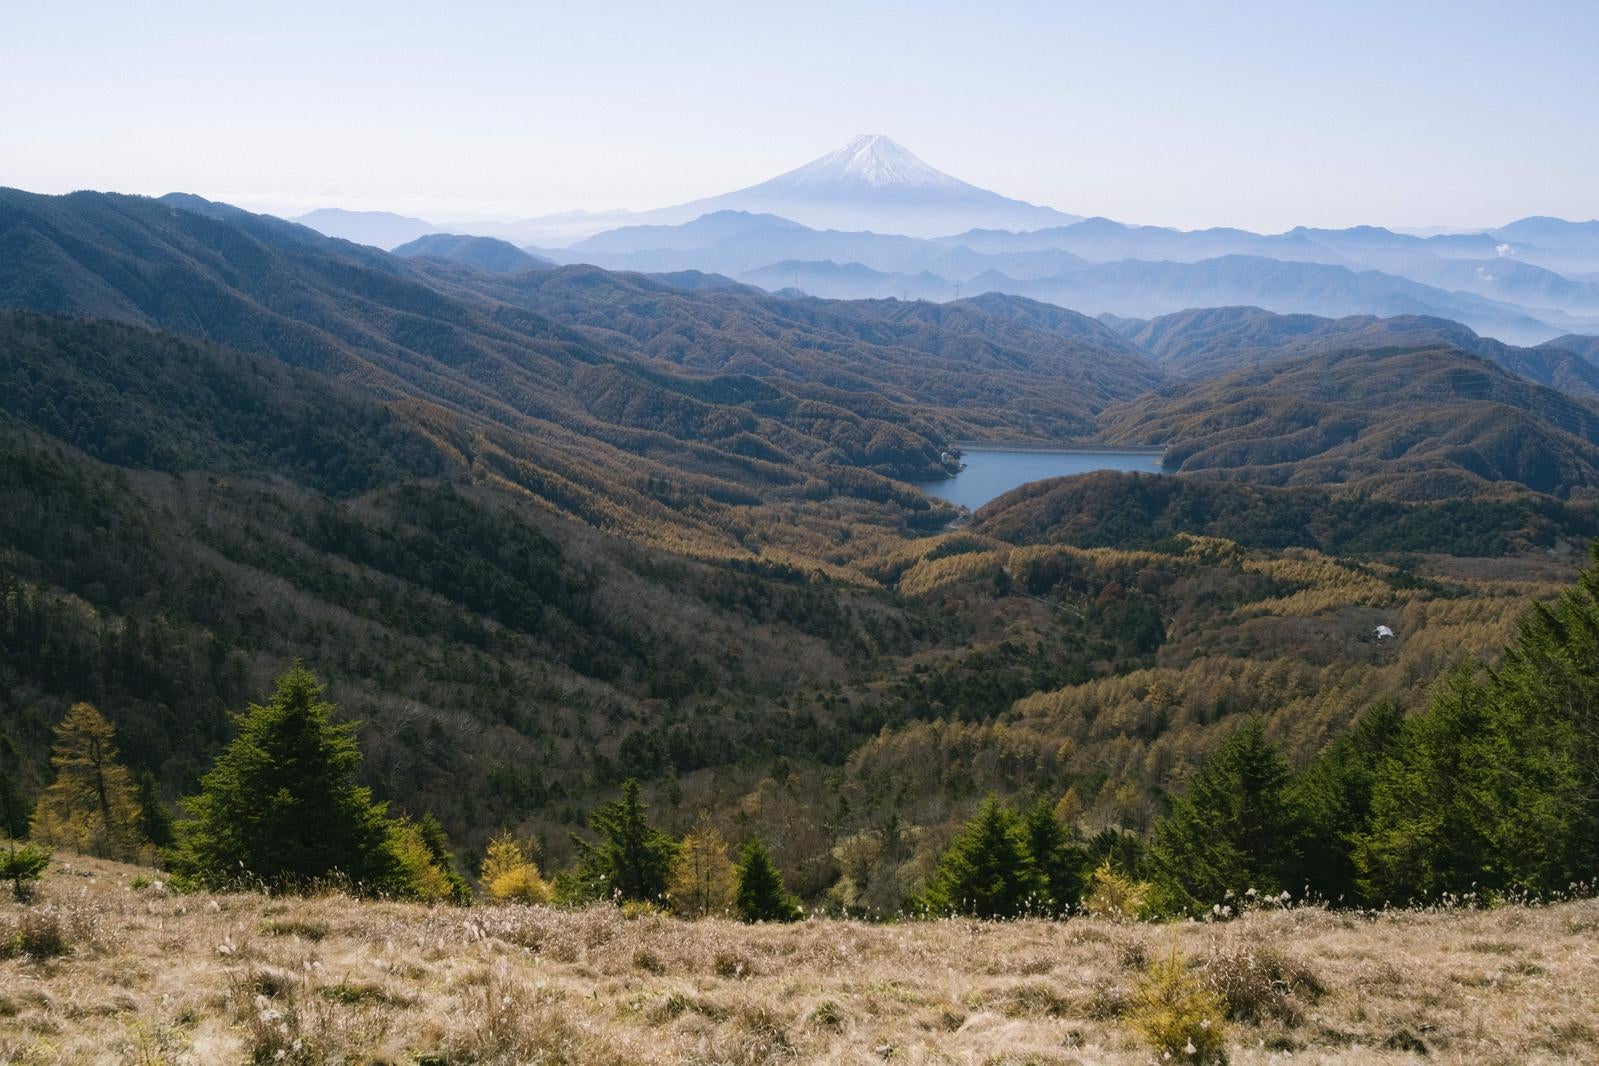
7,182 -> 1599,899
276,135 -> 1599,347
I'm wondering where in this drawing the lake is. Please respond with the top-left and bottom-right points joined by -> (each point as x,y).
916,447 -> 1167,511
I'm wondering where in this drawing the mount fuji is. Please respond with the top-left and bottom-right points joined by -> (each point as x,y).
650,134 -> 1080,238
391,135 -> 1079,247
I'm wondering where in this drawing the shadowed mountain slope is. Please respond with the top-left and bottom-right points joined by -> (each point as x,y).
0,187 -> 984,550
0,309 -> 969,816
1099,346 -> 1599,499
1543,333 -> 1599,363
404,263 -> 1165,442
1108,306 -> 1599,396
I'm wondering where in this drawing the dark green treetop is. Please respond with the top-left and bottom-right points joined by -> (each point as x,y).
735,837 -> 802,922
1148,717 -> 1301,914
166,666 -> 399,893
922,795 -> 1042,919
567,779 -> 678,904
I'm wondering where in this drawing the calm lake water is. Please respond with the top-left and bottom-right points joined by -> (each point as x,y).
916,448 -> 1166,511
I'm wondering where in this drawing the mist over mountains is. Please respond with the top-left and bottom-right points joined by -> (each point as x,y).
291,136 -> 1077,246
289,207 -> 437,250
284,135 -> 1599,347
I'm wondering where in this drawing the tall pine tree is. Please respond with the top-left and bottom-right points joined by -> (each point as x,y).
134,770 -> 175,852
567,779 -> 678,904
1354,671 -> 1492,901
1148,718 -> 1301,914
1287,701 -> 1404,904
167,667 -> 400,893
1020,797 -> 1090,915
1475,587 -> 1599,888
1356,565 -> 1599,903
0,767 -> 30,840
922,796 -> 1042,918
735,837 -> 801,922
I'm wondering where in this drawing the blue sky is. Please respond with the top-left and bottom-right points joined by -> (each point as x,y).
2,1 -> 1595,230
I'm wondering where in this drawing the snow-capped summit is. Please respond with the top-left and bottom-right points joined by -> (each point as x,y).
777,134 -> 969,190
690,135 -> 1078,235
410,135 -> 1081,244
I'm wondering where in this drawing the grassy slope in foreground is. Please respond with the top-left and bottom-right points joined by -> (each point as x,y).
3,857 -> 1598,1064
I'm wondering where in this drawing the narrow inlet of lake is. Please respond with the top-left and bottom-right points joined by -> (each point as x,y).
916,447 -> 1166,511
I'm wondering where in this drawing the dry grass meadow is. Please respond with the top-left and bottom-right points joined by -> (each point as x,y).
3,856 -> 1598,1065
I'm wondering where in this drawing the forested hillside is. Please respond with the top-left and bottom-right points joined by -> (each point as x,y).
974,470 -> 1599,557
1101,346 -> 1599,499
407,263 -> 1164,441
1106,304 -> 1599,395
392,232 -> 555,273
3,189 -> 1598,914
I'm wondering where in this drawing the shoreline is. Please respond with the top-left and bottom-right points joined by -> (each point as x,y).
944,441 -> 1167,456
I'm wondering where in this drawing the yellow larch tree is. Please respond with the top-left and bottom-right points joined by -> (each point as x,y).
667,820 -> 737,918
29,703 -> 143,860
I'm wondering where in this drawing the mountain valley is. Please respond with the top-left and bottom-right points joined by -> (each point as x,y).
5,186 -> 1599,899
11,7 -> 1599,1061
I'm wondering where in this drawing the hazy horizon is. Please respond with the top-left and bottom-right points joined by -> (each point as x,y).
3,1 -> 1596,232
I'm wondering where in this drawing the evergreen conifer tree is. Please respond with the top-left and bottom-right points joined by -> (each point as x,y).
134,770 -> 175,852
166,667 -> 400,893
734,837 -> 801,922
568,779 -> 678,904
28,703 -> 142,860
1020,797 -> 1090,915
0,767 -> 30,840
1287,701 -> 1403,904
922,795 -> 1041,918
1088,827 -> 1151,879
1354,544 -> 1599,902
1354,671 -> 1491,902
0,839 -> 51,901
1148,718 -> 1300,914
1472,591 -> 1599,886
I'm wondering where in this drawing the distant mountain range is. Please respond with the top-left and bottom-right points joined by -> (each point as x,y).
273,136 -> 1599,346
292,136 -> 1076,248
622,134 -> 1081,238
288,207 -> 438,249
509,208 -> 1599,345
734,253 -> 1579,346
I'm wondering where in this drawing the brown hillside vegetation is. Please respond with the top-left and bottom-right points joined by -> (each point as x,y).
415,266 -> 1164,442
1108,306 -> 1599,396
7,189 -> 1599,924
1100,346 -> 1599,499
4,856 -> 1598,1064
